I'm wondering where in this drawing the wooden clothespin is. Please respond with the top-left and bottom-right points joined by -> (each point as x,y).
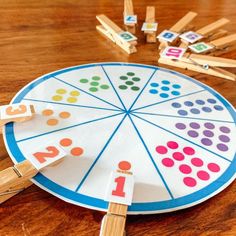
123,0 -> 137,34
96,14 -> 137,54
157,11 -> 198,49
158,46 -> 236,81
100,161 -> 134,236
141,6 -> 157,43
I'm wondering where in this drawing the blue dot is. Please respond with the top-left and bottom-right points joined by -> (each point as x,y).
190,108 -> 200,114
196,99 -> 205,105
151,83 -> 159,87
202,107 -> 212,112
172,84 -> 181,89
171,91 -> 180,96
149,89 -> 158,94
207,98 -> 217,104
161,86 -> 170,91
184,101 -> 194,107
160,93 -> 169,98
214,105 -> 224,111
172,102 -> 181,108
178,110 -> 188,116
162,80 -> 170,85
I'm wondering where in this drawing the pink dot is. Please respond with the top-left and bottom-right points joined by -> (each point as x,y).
207,163 -> 220,172
191,157 -> 203,167
179,164 -> 192,174
162,158 -> 174,167
183,147 -> 195,155
183,177 -> 197,187
172,152 -> 185,161
197,170 -> 210,181
156,146 -> 168,154
167,141 -> 179,149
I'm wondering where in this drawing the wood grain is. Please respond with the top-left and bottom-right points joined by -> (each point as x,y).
0,0 -> 235,235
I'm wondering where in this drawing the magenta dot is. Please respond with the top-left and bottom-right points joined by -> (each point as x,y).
197,170 -> 210,181
183,147 -> 195,155
172,152 -> 185,161
191,157 -> 204,167
167,141 -> 179,149
162,158 -> 174,167
156,146 -> 168,154
179,164 -> 192,174
183,177 -> 197,187
207,163 -> 220,172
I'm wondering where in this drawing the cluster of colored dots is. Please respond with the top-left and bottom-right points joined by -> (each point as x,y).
172,98 -> 224,116
42,109 -> 71,126
60,138 -> 84,157
155,141 -> 220,187
149,80 -> 181,98
79,76 -> 110,92
175,122 -> 231,152
119,72 -> 141,91
52,89 -> 80,103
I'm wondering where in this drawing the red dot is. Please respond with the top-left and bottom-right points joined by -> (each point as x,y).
167,141 -> 179,149
207,163 -> 220,172
156,146 -> 168,154
172,152 -> 185,161
183,177 -> 197,187
191,157 -> 203,167
183,147 -> 195,155
118,161 -> 131,171
162,158 -> 174,167
179,164 -> 192,174
197,170 -> 210,181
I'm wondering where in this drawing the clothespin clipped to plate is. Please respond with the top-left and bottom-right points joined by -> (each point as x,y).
100,161 -> 134,236
96,14 -> 137,54
157,11 -> 198,50
141,6 -> 158,43
123,0 -> 137,34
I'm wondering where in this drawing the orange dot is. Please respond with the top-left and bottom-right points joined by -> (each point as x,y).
60,138 -> 72,147
118,161 -> 131,171
47,119 -> 58,126
59,111 -> 71,119
71,147 -> 83,156
42,109 -> 54,116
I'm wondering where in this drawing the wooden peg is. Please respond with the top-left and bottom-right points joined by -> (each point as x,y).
124,0 -> 136,34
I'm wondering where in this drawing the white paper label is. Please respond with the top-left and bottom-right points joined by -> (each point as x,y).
179,31 -> 203,43
157,30 -> 179,42
141,22 -> 158,32
160,46 -> 186,59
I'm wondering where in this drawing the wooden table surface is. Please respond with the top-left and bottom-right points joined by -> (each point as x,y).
0,0 -> 235,235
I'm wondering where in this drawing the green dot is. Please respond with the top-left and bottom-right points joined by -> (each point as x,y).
100,84 -> 109,89
89,87 -> 98,92
127,72 -> 135,76
80,79 -> 89,83
131,86 -> 140,91
132,77 -> 141,82
125,81 -> 134,86
90,81 -> 99,86
119,85 -> 128,90
120,76 -> 128,80
92,76 -> 101,81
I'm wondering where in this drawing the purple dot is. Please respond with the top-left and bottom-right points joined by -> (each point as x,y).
203,130 -> 214,137
214,105 -> 224,111
172,102 -> 181,108
217,143 -> 228,152
196,99 -> 205,105
184,101 -> 194,107
220,126 -> 230,133
188,130 -> 199,138
190,108 -> 200,114
190,122 -> 200,129
204,122 -> 215,129
219,135 -> 230,143
202,107 -> 212,113
201,138 -> 213,146
175,123 -> 186,130
178,110 -> 188,116
207,98 -> 217,104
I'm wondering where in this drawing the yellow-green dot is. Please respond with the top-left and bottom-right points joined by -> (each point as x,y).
132,77 -> 141,82
80,79 -> 89,83
100,84 -> 109,89
52,95 -> 63,101
70,90 -> 80,96
120,76 -> 128,80
67,97 -> 77,103
90,81 -> 99,86
131,86 -> 140,91
125,81 -> 134,86
92,76 -> 101,81
127,72 -> 135,76
89,87 -> 98,92
56,89 -> 67,94
119,85 -> 128,90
